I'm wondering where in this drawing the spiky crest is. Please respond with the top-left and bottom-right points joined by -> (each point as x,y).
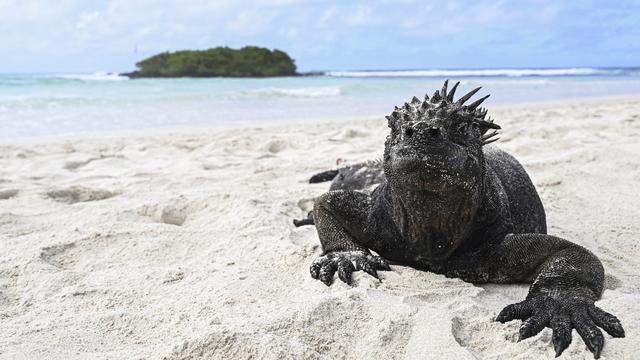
440,80 -> 449,99
386,80 -> 501,145
447,81 -> 460,102
467,94 -> 491,110
457,87 -> 481,105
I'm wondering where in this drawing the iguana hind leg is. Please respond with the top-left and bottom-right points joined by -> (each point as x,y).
310,190 -> 390,285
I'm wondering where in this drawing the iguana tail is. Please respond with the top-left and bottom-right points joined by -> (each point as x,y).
293,211 -> 315,227
309,169 -> 339,183
293,217 -> 315,227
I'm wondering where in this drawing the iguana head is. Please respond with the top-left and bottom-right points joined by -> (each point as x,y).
383,80 -> 500,193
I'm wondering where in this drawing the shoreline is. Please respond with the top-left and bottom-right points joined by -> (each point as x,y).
2,93 -> 640,146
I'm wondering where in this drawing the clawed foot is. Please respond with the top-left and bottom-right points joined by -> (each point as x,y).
310,250 -> 391,286
496,295 -> 625,358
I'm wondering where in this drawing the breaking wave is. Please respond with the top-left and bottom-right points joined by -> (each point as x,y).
52,72 -> 129,81
248,86 -> 341,98
325,68 -> 636,78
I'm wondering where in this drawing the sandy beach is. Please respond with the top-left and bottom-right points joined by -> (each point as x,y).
1,95 -> 639,359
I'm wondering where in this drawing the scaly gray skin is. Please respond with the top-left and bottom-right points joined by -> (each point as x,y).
309,81 -> 625,358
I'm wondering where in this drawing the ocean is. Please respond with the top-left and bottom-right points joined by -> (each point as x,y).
2,67 -> 640,139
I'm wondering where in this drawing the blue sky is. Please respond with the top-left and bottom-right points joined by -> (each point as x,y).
1,0 -> 638,73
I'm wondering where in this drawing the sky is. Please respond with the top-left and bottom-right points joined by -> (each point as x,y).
0,0 -> 638,73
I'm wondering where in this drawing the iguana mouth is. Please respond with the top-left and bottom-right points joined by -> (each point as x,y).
395,155 -> 462,178
395,157 -> 443,174
420,161 -> 449,174
398,152 -> 467,173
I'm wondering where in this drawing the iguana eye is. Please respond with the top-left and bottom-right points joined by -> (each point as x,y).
450,123 -> 470,145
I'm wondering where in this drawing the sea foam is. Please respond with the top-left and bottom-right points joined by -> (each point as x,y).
248,86 -> 341,98
53,72 -> 129,81
325,68 -> 626,78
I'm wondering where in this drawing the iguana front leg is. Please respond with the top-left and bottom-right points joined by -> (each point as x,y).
310,190 -> 391,286
490,234 -> 625,358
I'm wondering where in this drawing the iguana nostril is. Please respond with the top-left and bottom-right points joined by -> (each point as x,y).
405,127 -> 414,137
428,127 -> 440,137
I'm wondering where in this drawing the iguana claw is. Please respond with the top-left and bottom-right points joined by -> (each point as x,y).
496,295 -> 624,359
310,250 -> 391,286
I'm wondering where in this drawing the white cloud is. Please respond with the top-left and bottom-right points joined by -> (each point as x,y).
0,0 -> 78,23
346,5 -> 374,26
75,11 -> 100,30
226,9 -> 279,36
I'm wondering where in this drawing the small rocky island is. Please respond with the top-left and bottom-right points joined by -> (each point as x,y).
125,46 -> 297,78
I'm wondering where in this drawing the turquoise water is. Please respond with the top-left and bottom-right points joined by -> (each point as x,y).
2,68 -> 640,139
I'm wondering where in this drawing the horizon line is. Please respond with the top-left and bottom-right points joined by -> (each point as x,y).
1,65 -> 639,76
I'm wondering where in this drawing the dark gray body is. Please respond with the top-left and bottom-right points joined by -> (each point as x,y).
328,159 -> 385,192
483,146 -> 546,235
316,146 -> 546,273
293,160 -> 385,227
298,147 -> 545,235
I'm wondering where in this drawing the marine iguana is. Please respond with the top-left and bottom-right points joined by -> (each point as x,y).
308,81 -> 624,358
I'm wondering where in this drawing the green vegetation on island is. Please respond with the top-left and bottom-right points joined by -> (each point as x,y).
126,46 -> 297,78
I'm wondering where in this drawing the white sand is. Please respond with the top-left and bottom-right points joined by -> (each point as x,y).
1,96 -> 639,359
